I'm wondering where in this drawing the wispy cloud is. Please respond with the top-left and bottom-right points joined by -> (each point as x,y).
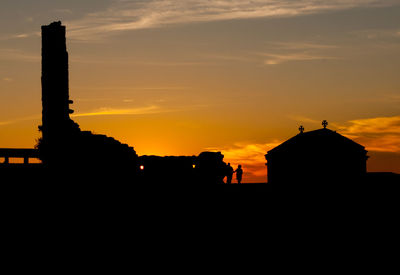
339,115 -> 400,153
0,114 -> 41,127
355,28 -> 400,40
53,8 -> 73,14
208,141 -> 281,183
13,34 -> 30,39
202,53 -> 255,63
385,94 -> 400,102
0,104 -> 180,126
202,41 -> 339,65
69,54 -> 212,66
0,105 -> 170,126
74,85 -> 190,92
269,42 -> 339,50
0,49 -> 39,62
72,105 -> 168,117
67,0 -> 397,40
288,115 -> 320,124
259,41 -> 339,65
0,32 -> 39,41
262,53 -> 337,65
133,61 -> 212,67
287,114 -> 400,153
0,121 -> 13,126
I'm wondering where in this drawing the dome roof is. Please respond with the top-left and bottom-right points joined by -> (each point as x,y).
267,128 -> 366,157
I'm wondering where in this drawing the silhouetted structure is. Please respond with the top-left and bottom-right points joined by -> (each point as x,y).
40,22 -> 78,143
34,21 -> 228,184
0,149 -> 39,164
1,21 -> 399,190
137,152 -> 227,184
265,121 -> 368,185
138,155 -> 196,184
37,22 -> 139,179
195,152 -> 227,184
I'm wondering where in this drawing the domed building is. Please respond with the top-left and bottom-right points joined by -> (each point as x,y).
265,121 -> 368,185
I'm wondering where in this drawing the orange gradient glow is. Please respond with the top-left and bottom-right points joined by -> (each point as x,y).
1,1 -> 400,182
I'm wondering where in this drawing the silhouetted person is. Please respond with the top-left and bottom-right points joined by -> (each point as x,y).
226,163 -> 234,184
235,165 -> 243,184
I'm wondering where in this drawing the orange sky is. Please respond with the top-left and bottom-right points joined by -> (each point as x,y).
1,1 -> 399,182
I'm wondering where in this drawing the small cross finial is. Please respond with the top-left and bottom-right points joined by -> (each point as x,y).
299,125 -> 304,133
322,120 -> 328,129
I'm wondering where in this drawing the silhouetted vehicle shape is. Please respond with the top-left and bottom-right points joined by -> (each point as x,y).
195,152 -> 227,184
265,122 -> 368,187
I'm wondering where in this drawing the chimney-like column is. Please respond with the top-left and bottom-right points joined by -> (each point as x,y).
41,21 -> 74,143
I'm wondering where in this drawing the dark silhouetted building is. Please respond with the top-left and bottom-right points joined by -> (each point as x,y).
36,21 -> 226,184
137,152 -> 227,184
39,22 -> 80,164
41,22 -> 78,139
265,123 -> 368,185
195,152 -> 226,184
37,21 -> 138,178
138,155 -> 196,184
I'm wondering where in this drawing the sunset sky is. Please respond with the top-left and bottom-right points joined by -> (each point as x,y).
0,0 -> 399,182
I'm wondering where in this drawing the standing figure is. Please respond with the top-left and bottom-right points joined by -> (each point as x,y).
226,163 -> 234,184
235,165 -> 243,184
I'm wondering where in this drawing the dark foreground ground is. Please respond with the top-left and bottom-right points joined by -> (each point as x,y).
2,164 -> 399,257
1,164 -> 398,203
1,165 -> 399,208
2,165 -> 398,272
1,164 -> 398,188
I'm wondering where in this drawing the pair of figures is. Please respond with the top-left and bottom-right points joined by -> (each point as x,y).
226,163 -> 243,184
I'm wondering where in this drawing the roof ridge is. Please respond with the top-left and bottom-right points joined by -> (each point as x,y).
267,128 -> 365,155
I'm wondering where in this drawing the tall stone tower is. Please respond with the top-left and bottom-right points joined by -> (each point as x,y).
38,21 -> 138,175
39,21 -> 79,164
41,22 -> 77,141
